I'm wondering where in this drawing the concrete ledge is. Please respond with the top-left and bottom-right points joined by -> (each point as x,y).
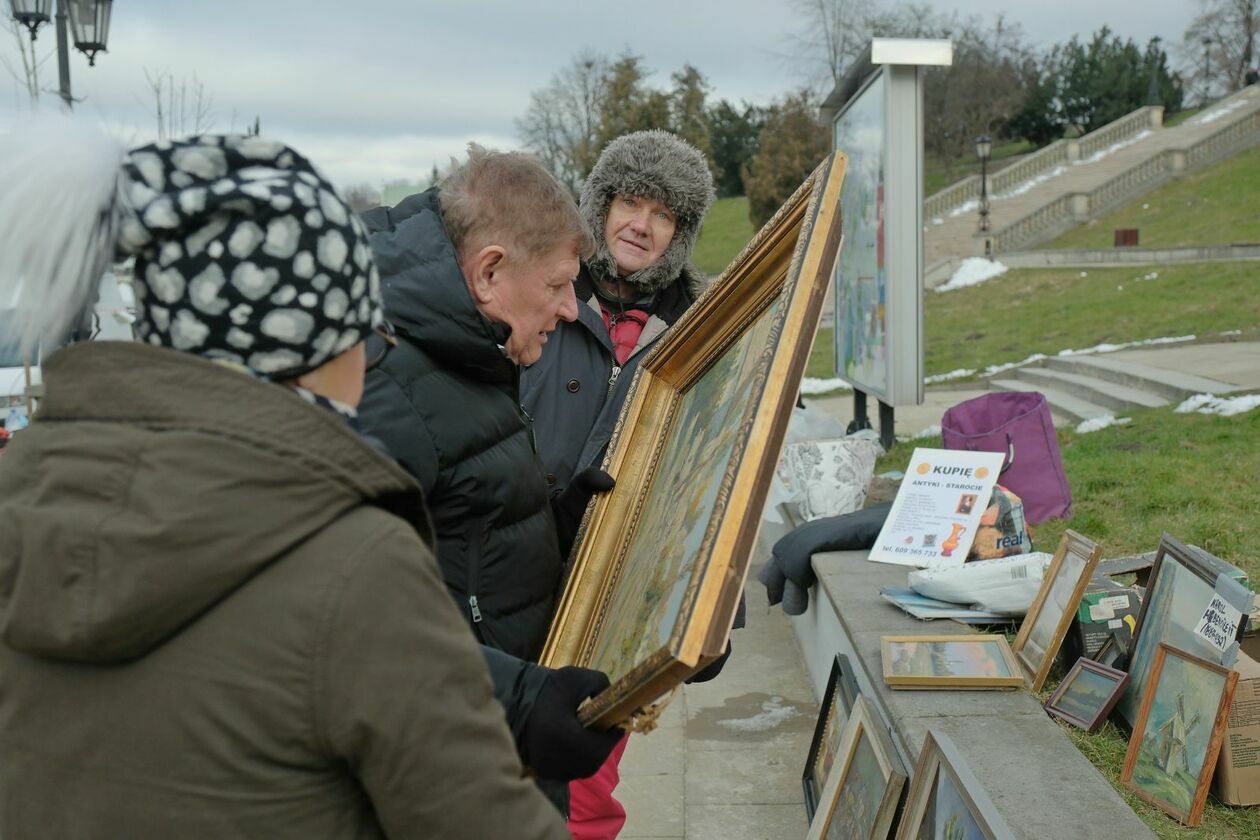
792,549 -> 1154,838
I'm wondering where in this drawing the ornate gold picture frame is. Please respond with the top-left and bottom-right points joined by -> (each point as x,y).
541,152 -> 848,730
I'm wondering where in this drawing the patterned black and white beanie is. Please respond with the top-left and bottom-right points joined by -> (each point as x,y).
115,134 -> 383,378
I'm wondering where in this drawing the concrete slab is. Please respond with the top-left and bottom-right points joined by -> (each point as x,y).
684,804 -> 806,840
619,773 -> 685,837
1107,341 -> 1260,390
685,747 -> 803,805
803,387 -> 989,441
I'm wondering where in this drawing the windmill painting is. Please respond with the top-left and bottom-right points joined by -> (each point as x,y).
1122,644 -> 1238,826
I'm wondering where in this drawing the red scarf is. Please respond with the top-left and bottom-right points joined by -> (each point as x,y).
599,305 -> 649,365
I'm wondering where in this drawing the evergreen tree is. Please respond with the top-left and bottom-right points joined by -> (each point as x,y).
707,100 -> 767,198
741,91 -> 829,227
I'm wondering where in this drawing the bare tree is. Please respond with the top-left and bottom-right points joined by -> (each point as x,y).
144,68 -> 216,139
342,184 -> 381,213
516,51 -> 609,193
1183,0 -> 1260,97
782,0 -> 878,94
1,18 -> 53,108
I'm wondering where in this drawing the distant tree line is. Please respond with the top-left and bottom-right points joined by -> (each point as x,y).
520,3 -> 1249,228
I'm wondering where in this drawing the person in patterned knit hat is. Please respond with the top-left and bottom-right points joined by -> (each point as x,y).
0,119 -> 572,839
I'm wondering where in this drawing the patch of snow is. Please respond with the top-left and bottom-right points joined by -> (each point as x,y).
801,377 -> 851,395
1142,203 -> 1150,209
984,353 -> 1049,376
1075,414 -> 1132,433
1144,272 -> 1159,280
1080,271 -> 1089,278
936,258 -> 1009,293
1058,335 -> 1195,357
948,198 -> 979,218
1220,330 -> 1243,336
1194,100 -> 1247,125
998,165 -> 1068,198
1175,393 -> 1260,417
931,217 -> 944,225
1117,285 -> 1124,291
925,368 -> 976,384
716,696 -> 802,732
1075,130 -> 1152,165
911,425 -> 942,440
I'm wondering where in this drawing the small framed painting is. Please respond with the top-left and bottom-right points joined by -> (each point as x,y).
894,730 -> 1015,840
1044,658 -> 1129,733
1090,631 -> 1129,672
803,655 -> 862,821
1012,530 -> 1102,692
1121,643 -> 1238,826
880,635 -> 1022,690
806,696 -> 906,840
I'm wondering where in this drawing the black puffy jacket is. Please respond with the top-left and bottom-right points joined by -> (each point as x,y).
358,189 -> 561,662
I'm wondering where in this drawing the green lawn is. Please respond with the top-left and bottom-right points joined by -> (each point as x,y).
1047,144 -> 1260,249
877,404 -> 1260,838
694,196 -> 755,275
919,262 -> 1260,379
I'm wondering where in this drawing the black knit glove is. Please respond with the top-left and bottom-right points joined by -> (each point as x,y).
552,467 -> 616,557
685,641 -> 733,684
520,666 -> 623,781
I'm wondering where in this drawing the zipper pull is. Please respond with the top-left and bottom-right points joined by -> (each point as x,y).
469,595 -> 483,623
608,365 -> 621,389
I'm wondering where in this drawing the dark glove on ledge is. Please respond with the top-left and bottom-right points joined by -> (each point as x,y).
520,665 -> 623,781
552,467 -> 616,558
758,501 -> 893,615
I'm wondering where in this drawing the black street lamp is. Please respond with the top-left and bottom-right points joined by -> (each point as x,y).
7,0 -> 113,108
1147,36 -> 1162,106
975,134 -> 992,257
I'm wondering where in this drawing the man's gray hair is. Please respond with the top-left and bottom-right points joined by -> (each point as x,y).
441,144 -> 594,264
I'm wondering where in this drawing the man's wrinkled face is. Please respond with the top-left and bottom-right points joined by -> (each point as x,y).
493,244 -> 581,366
604,194 -> 677,277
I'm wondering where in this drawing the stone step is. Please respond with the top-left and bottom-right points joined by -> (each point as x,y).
1041,354 -> 1239,401
988,378 -> 1110,425
1007,366 -> 1168,412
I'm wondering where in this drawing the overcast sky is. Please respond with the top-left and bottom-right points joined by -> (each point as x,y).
0,0 -> 1196,189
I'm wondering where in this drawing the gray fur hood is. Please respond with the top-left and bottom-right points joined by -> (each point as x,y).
580,130 -> 715,296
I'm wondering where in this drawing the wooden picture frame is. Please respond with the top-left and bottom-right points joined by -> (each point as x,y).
806,696 -> 906,840
1090,631 -> 1130,672
1121,643 -> 1239,826
1044,657 -> 1129,733
541,153 -> 849,729
880,635 -> 1023,690
894,730 -> 1015,840
804,654 -> 862,820
1119,533 -> 1249,725
1011,530 -> 1102,692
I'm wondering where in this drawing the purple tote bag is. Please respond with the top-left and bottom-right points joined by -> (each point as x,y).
940,391 -> 1071,524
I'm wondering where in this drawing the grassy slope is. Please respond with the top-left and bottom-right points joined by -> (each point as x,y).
1047,144 -> 1260,249
693,196 -> 754,276
878,405 -> 1260,838
921,261 -> 1260,378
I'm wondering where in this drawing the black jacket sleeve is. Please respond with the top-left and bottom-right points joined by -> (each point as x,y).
480,645 -> 550,746
359,364 -> 440,495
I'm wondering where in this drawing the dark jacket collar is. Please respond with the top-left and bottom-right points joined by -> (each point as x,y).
360,188 -> 514,385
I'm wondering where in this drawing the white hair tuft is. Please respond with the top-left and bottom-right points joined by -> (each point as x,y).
0,114 -> 127,357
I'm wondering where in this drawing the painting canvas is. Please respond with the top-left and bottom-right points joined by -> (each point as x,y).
895,731 -> 1014,840
1119,534 -> 1249,724
542,153 -> 849,729
1122,643 -> 1238,826
1044,658 -> 1128,732
1013,531 -> 1101,692
807,697 -> 905,840
804,655 -> 861,820
586,303 -> 780,685
881,635 -> 1022,689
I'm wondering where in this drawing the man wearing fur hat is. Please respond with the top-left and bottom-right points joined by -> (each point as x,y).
520,129 -> 723,840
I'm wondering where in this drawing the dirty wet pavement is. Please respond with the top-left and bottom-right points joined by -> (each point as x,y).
619,563 -> 815,839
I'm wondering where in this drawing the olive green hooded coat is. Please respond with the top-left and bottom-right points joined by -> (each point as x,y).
0,342 -> 566,839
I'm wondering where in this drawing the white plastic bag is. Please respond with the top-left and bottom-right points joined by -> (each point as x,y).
776,429 -> 882,522
907,552 -> 1053,615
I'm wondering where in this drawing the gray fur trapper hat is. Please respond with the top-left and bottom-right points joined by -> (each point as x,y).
580,130 -> 715,296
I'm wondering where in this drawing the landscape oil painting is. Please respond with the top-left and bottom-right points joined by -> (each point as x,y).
804,655 -> 861,820
1013,531 -> 1100,692
807,696 -> 905,840
826,733 -> 884,840
895,731 -> 1013,840
1044,659 -> 1128,732
882,635 -> 1022,689
1119,538 -> 1248,724
586,300 -> 781,685
1122,644 -> 1238,826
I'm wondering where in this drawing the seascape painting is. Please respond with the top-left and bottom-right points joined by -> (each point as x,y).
826,730 -> 884,840
587,299 -> 782,684
1129,651 -> 1229,817
1055,667 -> 1122,724
887,640 -> 1013,680
1119,557 -> 1224,723
914,764 -> 986,840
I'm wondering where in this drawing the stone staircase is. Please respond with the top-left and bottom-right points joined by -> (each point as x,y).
988,353 -> 1241,425
925,87 -> 1260,274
